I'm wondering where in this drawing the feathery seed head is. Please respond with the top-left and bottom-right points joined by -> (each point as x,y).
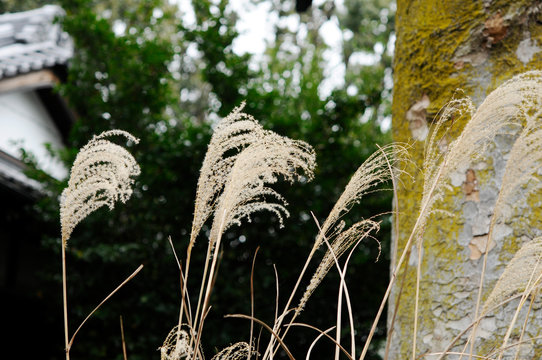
208,131 -> 316,252
60,130 -> 140,245
483,237 -> 542,315
297,218 -> 380,313
313,143 -> 408,252
297,144 -> 407,312
160,325 -> 194,360
417,71 -> 542,244
492,71 -> 542,221
189,102 -> 316,255
211,342 -> 253,360
190,102 -> 265,245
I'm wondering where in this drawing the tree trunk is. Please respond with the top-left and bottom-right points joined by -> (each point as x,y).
389,1 -> 542,358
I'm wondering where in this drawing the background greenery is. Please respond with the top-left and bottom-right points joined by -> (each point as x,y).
5,0 -> 396,358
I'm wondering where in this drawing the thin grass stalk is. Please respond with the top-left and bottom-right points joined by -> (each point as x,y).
212,248 -> 224,293
256,327 -> 264,360
249,247 -> 260,360
426,351 -> 495,360
341,282 -> 356,359
192,212 -> 228,356
169,237 -> 194,348
120,316 -> 128,360
308,211 -> 360,359
340,236 -> 369,358
458,331 -> 471,360
413,243 -> 423,360
271,264 -> 280,360
225,314 -> 296,360
190,240 -> 214,349
513,292 -> 535,360
339,230 -> 387,359
457,267 -> 542,360
62,242 -> 70,360
333,254 -> 344,359
273,264 -> 280,329
431,334 -> 542,360
379,144 -> 405,360
488,335 -> 542,359
384,250 -> 411,360
359,164 -> 445,360
202,213 -> 227,314
262,244 -> 321,360
467,219 -> 497,360
68,265 -> 144,349
496,264 -> 542,360
306,327 -> 335,360
177,248 -> 192,333
178,234 -> 204,339
377,143 -> 402,273
437,291 -> 530,360
326,237 -> 348,359
289,323 -> 353,360
262,236 -> 329,360
176,265 -> 193,340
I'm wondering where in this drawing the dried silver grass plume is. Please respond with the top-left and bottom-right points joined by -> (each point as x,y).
313,144 -> 407,252
482,237 -> 542,314
60,130 -> 140,244
190,102 -> 264,247
211,342 -> 253,360
297,144 -> 407,311
160,325 -> 194,360
209,131 -> 316,255
298,219 -> 380,312
417,71 -> 542,243
492,71 -> 542,221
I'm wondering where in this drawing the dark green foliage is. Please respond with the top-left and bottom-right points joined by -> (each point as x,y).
15,0 -> 394,359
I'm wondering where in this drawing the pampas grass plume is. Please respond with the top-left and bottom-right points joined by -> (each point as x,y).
483,237 -> 542,314
190,102 -> 264,247
60,130 -> 140,244
209,130 -> 316,256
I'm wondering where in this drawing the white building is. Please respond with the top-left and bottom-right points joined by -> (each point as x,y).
0,5 -> 74,195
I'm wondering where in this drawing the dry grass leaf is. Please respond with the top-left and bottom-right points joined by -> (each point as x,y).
60,130 -> 140,244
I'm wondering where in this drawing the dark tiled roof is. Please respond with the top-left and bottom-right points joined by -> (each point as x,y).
0,5 -> 73,79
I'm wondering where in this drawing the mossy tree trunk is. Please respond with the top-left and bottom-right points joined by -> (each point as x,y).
389,1 -> 542,358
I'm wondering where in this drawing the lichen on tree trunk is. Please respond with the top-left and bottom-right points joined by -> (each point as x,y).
389,0 -> 542,358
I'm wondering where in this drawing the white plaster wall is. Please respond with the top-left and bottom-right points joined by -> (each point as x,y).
0,90 -> 66,179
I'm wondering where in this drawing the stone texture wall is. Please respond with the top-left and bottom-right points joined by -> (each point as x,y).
389,1 -> 542,358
